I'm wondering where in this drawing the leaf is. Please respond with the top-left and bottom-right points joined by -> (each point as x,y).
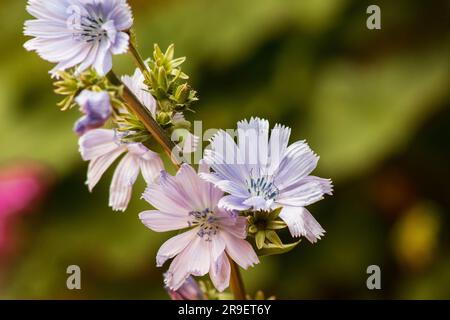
266,220 -> 287,230
268,207 -> 282,220
257,240 -> 301,257
255,230 -> 266,249
164,44 -> 175,61
265,230 -> 283,246
170,57 -> 186,69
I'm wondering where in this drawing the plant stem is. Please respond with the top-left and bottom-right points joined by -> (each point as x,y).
229,259 -> 247,300
106,71 -> 182,168
128,40 -> 149,73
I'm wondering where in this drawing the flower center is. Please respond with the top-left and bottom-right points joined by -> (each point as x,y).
70,12 -> 108,43
246,175 -> 279,200
188,208 -> 219,241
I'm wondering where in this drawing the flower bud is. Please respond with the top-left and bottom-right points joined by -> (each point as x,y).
164,275 -> 206,300
73,90 -> 112,136
156,111 -> 172,126
157,66 -> 168,92
174,83 -> 190,104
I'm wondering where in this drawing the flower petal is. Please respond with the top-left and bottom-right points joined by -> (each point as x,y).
184,237 -> 211,277
122,68 -> 156,115
214,180 -> 250,198
209,252 -> 231,292
268,123 -> 291,174
140,157 -> 164,184
142,174 -> 191,215
198,159 -> 210,174
139,210 -> 190,233
210,233 -> 226,262
174,164 -> 220,211
110,32 -> 129,55
276,176 -> 333,207
126,143 -> 163,184
165,236 -> 210,290
274,140 -> 319,190
237,117 -> 270,171
218,195 -> 250,211
279,206 -> 325,243
86,147 -> 126,191
93,40 -> 113,76
222,232 -> 259,269
155,228 -> 198,266
243,196 -> 274,211
164,253 -> 190,291
108,153 -> 140,211
78,129 -> 119,161
219,215 -> 248,239
204,129 -> 249,183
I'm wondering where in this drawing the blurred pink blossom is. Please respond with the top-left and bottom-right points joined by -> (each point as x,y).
0,163 -> 50,252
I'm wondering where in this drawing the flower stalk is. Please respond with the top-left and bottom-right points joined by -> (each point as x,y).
128,39 -> 149,74
230,259 -> 247,300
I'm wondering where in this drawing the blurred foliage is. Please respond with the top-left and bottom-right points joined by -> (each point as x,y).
0,0 -> 449,299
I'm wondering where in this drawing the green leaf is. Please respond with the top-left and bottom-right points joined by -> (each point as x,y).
257,240 -> 301,257
255,230 -> 266,249
153,43 -> 164,61
268,207 -> 282,220
266,220 -> 287,230
171,57 -> 186,69
265,230 -> 282,246
157,67 -> 168,91
164,44 -> 175,61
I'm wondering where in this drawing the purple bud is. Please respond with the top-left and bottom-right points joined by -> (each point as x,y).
164,275 -> 206,300
73,90 -> 112,136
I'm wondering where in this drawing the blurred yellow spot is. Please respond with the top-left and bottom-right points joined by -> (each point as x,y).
391,202 -> 440,271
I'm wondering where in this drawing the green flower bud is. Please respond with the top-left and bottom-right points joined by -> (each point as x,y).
164,44 -> 175,61
157,66 -> 168,92
174,83 -> 190,104
156,111 -> 172,126
153,44 -> 164,62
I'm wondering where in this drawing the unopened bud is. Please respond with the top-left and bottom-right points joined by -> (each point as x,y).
174,83 -> 190,104
156,111 -> 172,126
157,66 -> 168,91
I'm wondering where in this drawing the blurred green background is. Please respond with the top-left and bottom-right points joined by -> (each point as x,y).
0,0 -> 449,299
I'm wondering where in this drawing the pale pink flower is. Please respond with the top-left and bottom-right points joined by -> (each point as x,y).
139,163 -> 259,291
79,129 -> 163,211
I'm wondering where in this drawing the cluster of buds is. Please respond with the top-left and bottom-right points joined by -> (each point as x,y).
54,69 -> 124,112
144,44 -> 198,123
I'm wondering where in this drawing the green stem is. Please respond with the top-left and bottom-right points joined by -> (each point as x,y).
106,71 -> 182,168
229,259 -> 247,300
128,40 -> 149,73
